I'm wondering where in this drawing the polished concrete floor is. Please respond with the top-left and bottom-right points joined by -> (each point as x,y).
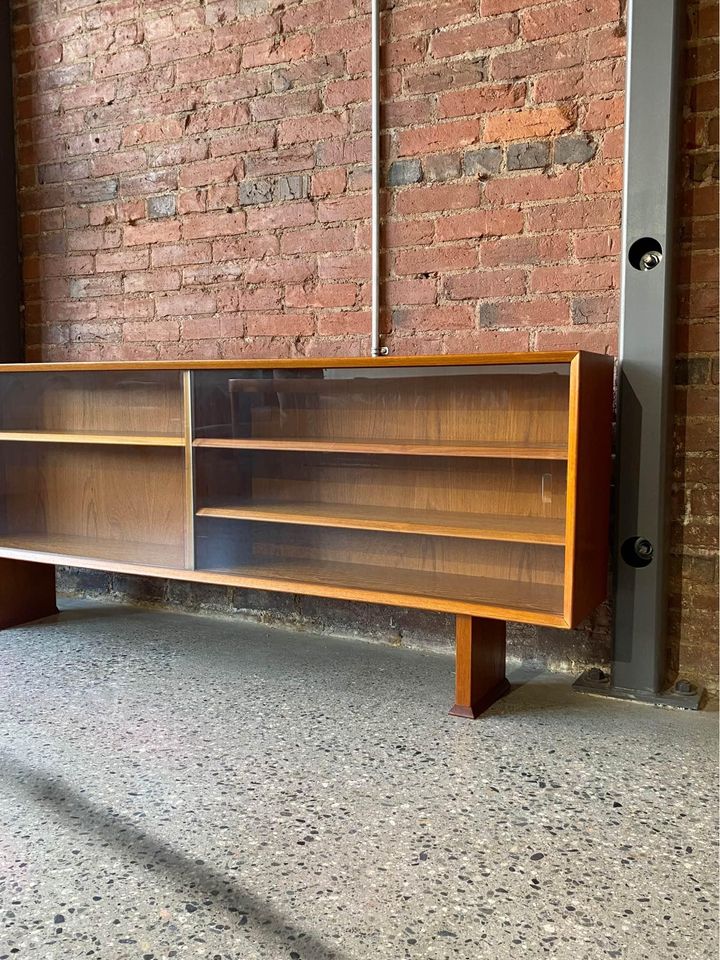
0,601 -> 717,960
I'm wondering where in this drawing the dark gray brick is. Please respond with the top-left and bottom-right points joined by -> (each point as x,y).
554,135 -> 597,165
423,154 -> 461,182
275,174 -> 309,201
238,178 -> 273,205
147,194 -> 176,219
387,159 -> 422,186
462,147 -> 502,178
507,141 -> 550,170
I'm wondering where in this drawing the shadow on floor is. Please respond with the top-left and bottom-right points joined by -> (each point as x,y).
0,751 -> 351,960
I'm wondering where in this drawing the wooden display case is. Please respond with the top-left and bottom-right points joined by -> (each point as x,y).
0,352 -> 614,717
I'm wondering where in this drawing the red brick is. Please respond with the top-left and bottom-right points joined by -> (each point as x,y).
403,61 -> 488,95
536,327 -> 617,353
384,219 -> 436,247
277,114 -> 348,146
430,18 -> 519,58
391,0 -> 475,37
210,128 -> 276,158
571,293 -> 620,324
573,229 -> 621,259
583,95 -> 625,130
245,203 -> 316,232
213,236 -> 280,261
395,183 -> 481,215
444,269 -> 527,299
397,119 -> 480,156
480,233 -> 568,266
96,249 -> 149,273
182,212 -> 246,240
395,244 -> 478,276
94,48 -> 148,79
316,137 -> 371,166
529,262 -> 619,293
435,209 -> 525,241
122,118 -> 184,146
438,83 -> 526,118
385,278 -> 438,305
175,51 -> 239,87
124,319 -> 181,342
125,221 -> 181,246
181,316 -> 223,340
156,292 -> 217,317
588,25 -> 626,61
285,284 -> 359,309
250,90 -> 322,122
485,170 -> 578,205
242,35 -> 313,68
316,311 -> 372,336
491,36 -> 585,79
311,168 -> 347,197
124,269 -> 181,293
318,195 -> 369,223
528,196 -> 621,231
214,16 -> 278,49
478,298 -> 571,326
580,163 -> 623,194
150,31 -> 212,65
601,127 -> 625,160
91,150 -> 146,177
280,226 -> 354,255
393,305 -> 476,331
178,159 -> 237,190
318,253 -> 371,280
245,259 -> 315,284
485,105 -> 575,141
521,0 -> 620,42
245,313 -> 315,336
315,20 -> 370,56
325,78 -> 371,108
443,329 -> 531,352
246,146 -> 316,178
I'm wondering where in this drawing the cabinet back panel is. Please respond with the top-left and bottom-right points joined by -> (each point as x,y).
197,518 -> 563,584
194,366 -> 570,445
195,450 -> 567,521
0,444 -> 186,565
0,372 -> 183,436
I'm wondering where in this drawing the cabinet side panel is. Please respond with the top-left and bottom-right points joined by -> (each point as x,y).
564,353 -> 615,625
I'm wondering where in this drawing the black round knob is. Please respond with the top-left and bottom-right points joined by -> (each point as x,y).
621,536 -> 655,568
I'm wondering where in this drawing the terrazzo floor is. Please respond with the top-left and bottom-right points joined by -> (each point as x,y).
0,601 -> 717,960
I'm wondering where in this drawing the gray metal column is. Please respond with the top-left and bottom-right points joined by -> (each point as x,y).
0,4 -> 22,362
574,0 -> 703,708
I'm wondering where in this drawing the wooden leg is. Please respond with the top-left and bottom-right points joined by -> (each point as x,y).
0,558 -> 57,630
449,614 -> 511,718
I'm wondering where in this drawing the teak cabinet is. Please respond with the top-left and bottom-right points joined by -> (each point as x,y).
0,352 -> 614,717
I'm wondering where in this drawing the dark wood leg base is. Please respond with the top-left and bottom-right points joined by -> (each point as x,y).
449,614 -> 510,719
0,558 -> 57,630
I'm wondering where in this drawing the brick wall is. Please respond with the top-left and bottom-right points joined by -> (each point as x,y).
12,0 -> 623,360
9,0 -> 718,689
668,0 -> 719,692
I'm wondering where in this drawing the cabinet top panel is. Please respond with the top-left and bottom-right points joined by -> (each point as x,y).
0,351 -> 611,374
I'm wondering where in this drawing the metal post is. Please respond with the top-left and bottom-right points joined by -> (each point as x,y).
574,0 -> 704,709
0,4 -> 22,362
370,0 -> 386,357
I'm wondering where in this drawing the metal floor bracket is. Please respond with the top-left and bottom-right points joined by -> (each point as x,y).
573,669 -> 705,710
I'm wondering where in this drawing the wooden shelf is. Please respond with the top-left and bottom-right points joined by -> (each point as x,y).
200,558 -> 564,619
0,430 -> 184,446
196,500 -> 566,545
193,437 -> 568,460
0,533 -> 185,569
